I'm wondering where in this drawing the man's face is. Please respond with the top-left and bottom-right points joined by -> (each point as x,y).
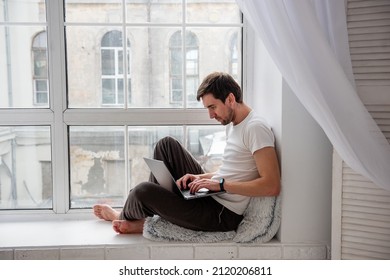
201,93 -> 234,126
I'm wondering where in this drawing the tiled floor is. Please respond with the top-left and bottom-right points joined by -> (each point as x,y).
0,219 -> 329,260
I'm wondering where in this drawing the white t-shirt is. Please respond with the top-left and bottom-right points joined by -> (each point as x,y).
212,110 -> 275,215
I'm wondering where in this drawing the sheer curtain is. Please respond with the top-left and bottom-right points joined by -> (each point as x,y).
236,0 -> 390,190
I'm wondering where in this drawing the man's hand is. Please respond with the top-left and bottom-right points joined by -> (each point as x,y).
176,173 -> 200,190
187,178 -> 220,194
176,172 -> 219,193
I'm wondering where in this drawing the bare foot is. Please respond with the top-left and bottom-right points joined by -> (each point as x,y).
93,204 -> 120,221
112,219 -> 145,234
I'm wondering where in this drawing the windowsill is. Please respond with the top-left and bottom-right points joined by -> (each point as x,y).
0,217 -> 147,248
0,216 -> 330,260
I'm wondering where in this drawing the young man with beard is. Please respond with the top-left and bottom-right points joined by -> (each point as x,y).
93,72 -> 281,234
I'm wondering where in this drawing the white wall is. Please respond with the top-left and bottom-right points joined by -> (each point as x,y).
279,82 -> 332,243
247,29 -> 332,244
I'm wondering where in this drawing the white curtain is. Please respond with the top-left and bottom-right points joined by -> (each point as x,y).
236,0 -> 390,190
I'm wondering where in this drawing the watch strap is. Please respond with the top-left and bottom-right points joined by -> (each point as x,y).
219,178 -> 225,192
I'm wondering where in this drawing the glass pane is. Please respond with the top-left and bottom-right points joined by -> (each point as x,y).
127,78 -> 132,105
186,77 -> 199,106
36,80 -> 48,92
101,49 -> 116,75
187,126 -> 226,173
34,79 -> 48,105
33,49 -> 47,77
102,79 -> 116,104
186,0 -> 241,24
36,91 -> 48,105
117,79 -> 124,104
0,0 -> 46,22
170,49 -> 182,76
126,0 -> 182,23
171,78 -> 183,103
0,26 -> 48,108
118,50 -> 124,74
69,126 -> 183,208
186,50 -> 198,75
69,126 -> 125,208
0,126 -> 52,210
65,0 -> 122,23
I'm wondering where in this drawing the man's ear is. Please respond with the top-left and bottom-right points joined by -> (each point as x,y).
227,92 -> 235,105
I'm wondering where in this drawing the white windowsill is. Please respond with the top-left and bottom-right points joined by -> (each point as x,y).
0,216 -> 330,260
0,217 -> 147,248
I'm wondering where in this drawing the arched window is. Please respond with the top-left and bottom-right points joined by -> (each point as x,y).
169,30 -> 199,106
101,30 -> 131,105
32,31 -> 48,106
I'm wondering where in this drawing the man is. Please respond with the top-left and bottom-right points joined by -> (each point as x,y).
93,72 -> 281,234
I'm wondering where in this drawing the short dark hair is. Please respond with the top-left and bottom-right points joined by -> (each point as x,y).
196,72 -> 242,103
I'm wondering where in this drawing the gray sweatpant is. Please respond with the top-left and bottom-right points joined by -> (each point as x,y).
119,136 -> 243,232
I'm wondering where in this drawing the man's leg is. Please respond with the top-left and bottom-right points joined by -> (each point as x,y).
119,182 -> 243,232
151,136 -> 204,181
94,136 -> 243,233
95,184 -> 242,233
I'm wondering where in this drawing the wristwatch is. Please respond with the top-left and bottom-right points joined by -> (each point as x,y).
219,178 -> 225,192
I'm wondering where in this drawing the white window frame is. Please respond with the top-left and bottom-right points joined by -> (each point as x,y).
0,0 -> 245,217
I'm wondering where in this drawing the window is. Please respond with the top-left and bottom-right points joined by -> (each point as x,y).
0,0 -> 242,213
101,30 -> 131,106
32,31 -> 49,106
169,31 -> 199,107
230,32 -> 239,80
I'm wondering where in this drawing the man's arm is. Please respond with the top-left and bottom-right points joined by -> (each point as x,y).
187,147 -> 281,196
224,147 -> 281,196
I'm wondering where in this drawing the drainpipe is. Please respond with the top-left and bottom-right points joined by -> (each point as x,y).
3,0 -> 13,107
147,0 -> 152,106
3,0 -> 17,207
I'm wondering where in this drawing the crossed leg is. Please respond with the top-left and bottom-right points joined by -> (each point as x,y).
93,204 -> 144,234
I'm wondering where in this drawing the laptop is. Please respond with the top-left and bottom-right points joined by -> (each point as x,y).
143,157 -> 224,200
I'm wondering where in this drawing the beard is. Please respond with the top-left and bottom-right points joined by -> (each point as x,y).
219,107 -> 235,125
